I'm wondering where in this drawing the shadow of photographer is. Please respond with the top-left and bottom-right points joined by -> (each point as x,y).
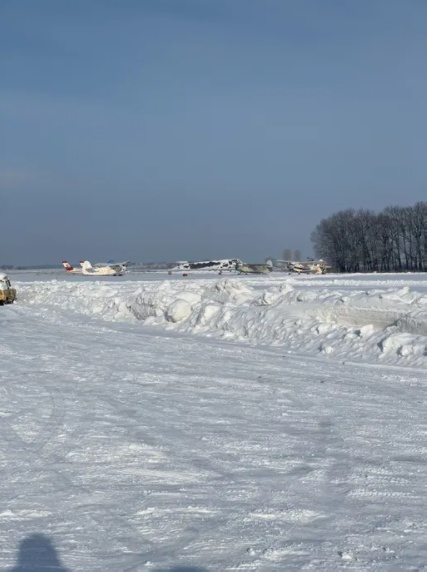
9,533 -> 209,571
9,533 -> 70,572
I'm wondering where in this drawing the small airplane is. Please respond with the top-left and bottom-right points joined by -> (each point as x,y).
80,260 -> 125,276
172,259 -> 242,272
275,259 -> 330,274
62,259 -> 127,275
62,260 -> 83,274
236,260 -> 273,274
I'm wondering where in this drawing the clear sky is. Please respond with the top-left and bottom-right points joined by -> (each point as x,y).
1,0 -> 426,265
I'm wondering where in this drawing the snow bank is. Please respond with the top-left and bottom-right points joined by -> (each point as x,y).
16,276 -> 427,367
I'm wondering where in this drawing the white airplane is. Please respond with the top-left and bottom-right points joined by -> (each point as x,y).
236,260 -> 273,274
62,260 -> 82,274
80,260 -> 125,276
276,259 -> 330,274
172,259 -> 242,272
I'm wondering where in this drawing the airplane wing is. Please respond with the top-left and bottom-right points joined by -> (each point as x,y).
106,260 -> 130,266
109,264 -> 125,272
95,260 -> 129,268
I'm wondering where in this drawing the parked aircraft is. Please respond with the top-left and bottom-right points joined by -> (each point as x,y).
237,260 -> 273,274
276,259 -> 330,274
80,260 -> 125,276
173,259 -> 242,272
62,261 -> 82,274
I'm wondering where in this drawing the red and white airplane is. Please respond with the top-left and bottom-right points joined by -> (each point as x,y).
62,260 -> 82,274
62,260 -> 126,276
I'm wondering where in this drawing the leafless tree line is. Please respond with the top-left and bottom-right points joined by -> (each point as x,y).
311,202 -> 427,273
282,248 -> 302,261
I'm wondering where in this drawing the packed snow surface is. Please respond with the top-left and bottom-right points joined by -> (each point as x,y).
1,272 -> 427,570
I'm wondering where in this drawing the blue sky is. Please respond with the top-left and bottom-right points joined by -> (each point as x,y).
1,0 -> 426,265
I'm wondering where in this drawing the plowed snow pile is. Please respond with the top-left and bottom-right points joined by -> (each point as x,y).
17,275 -> 427,367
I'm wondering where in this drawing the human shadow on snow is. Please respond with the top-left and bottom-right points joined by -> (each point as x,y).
9,533 -> 70,572
8,534 -> 208,572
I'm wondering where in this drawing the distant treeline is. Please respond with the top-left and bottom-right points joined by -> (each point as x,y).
311,202 -> 427,273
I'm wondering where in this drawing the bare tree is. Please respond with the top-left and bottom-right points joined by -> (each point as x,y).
282,248 -> 292,261
293,249 -> 302,261
311,202 -> 427,273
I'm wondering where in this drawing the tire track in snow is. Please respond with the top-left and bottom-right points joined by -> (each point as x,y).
2,301 -> 427,570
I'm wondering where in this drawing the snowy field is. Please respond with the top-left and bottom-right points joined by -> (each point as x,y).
1,271 -> 427,570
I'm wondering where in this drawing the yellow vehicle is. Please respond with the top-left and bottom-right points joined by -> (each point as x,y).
0,273 -> 16,305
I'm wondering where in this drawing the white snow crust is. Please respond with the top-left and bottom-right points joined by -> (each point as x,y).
1,272 -> 426,570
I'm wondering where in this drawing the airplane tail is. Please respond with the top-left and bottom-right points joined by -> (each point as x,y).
80,260 -> 94,271
62,260 -> 74,271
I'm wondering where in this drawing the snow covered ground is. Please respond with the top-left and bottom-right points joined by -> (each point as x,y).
1,272 -> 426,570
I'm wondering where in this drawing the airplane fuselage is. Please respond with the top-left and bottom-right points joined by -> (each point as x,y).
237,263 -> 272,274
80,261 -> 124,276
173,259 -> 242,272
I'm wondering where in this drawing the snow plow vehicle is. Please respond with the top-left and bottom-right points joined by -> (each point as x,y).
0,273 -> 16,305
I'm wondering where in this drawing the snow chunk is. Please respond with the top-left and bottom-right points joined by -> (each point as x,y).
319,343 -> 334,355
203,279 -> 252,304
166,299 -> 192,323
378,333 -> 426,357
196,303 -> 221,325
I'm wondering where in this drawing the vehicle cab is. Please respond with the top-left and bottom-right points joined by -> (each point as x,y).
0,273 -> 16,305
